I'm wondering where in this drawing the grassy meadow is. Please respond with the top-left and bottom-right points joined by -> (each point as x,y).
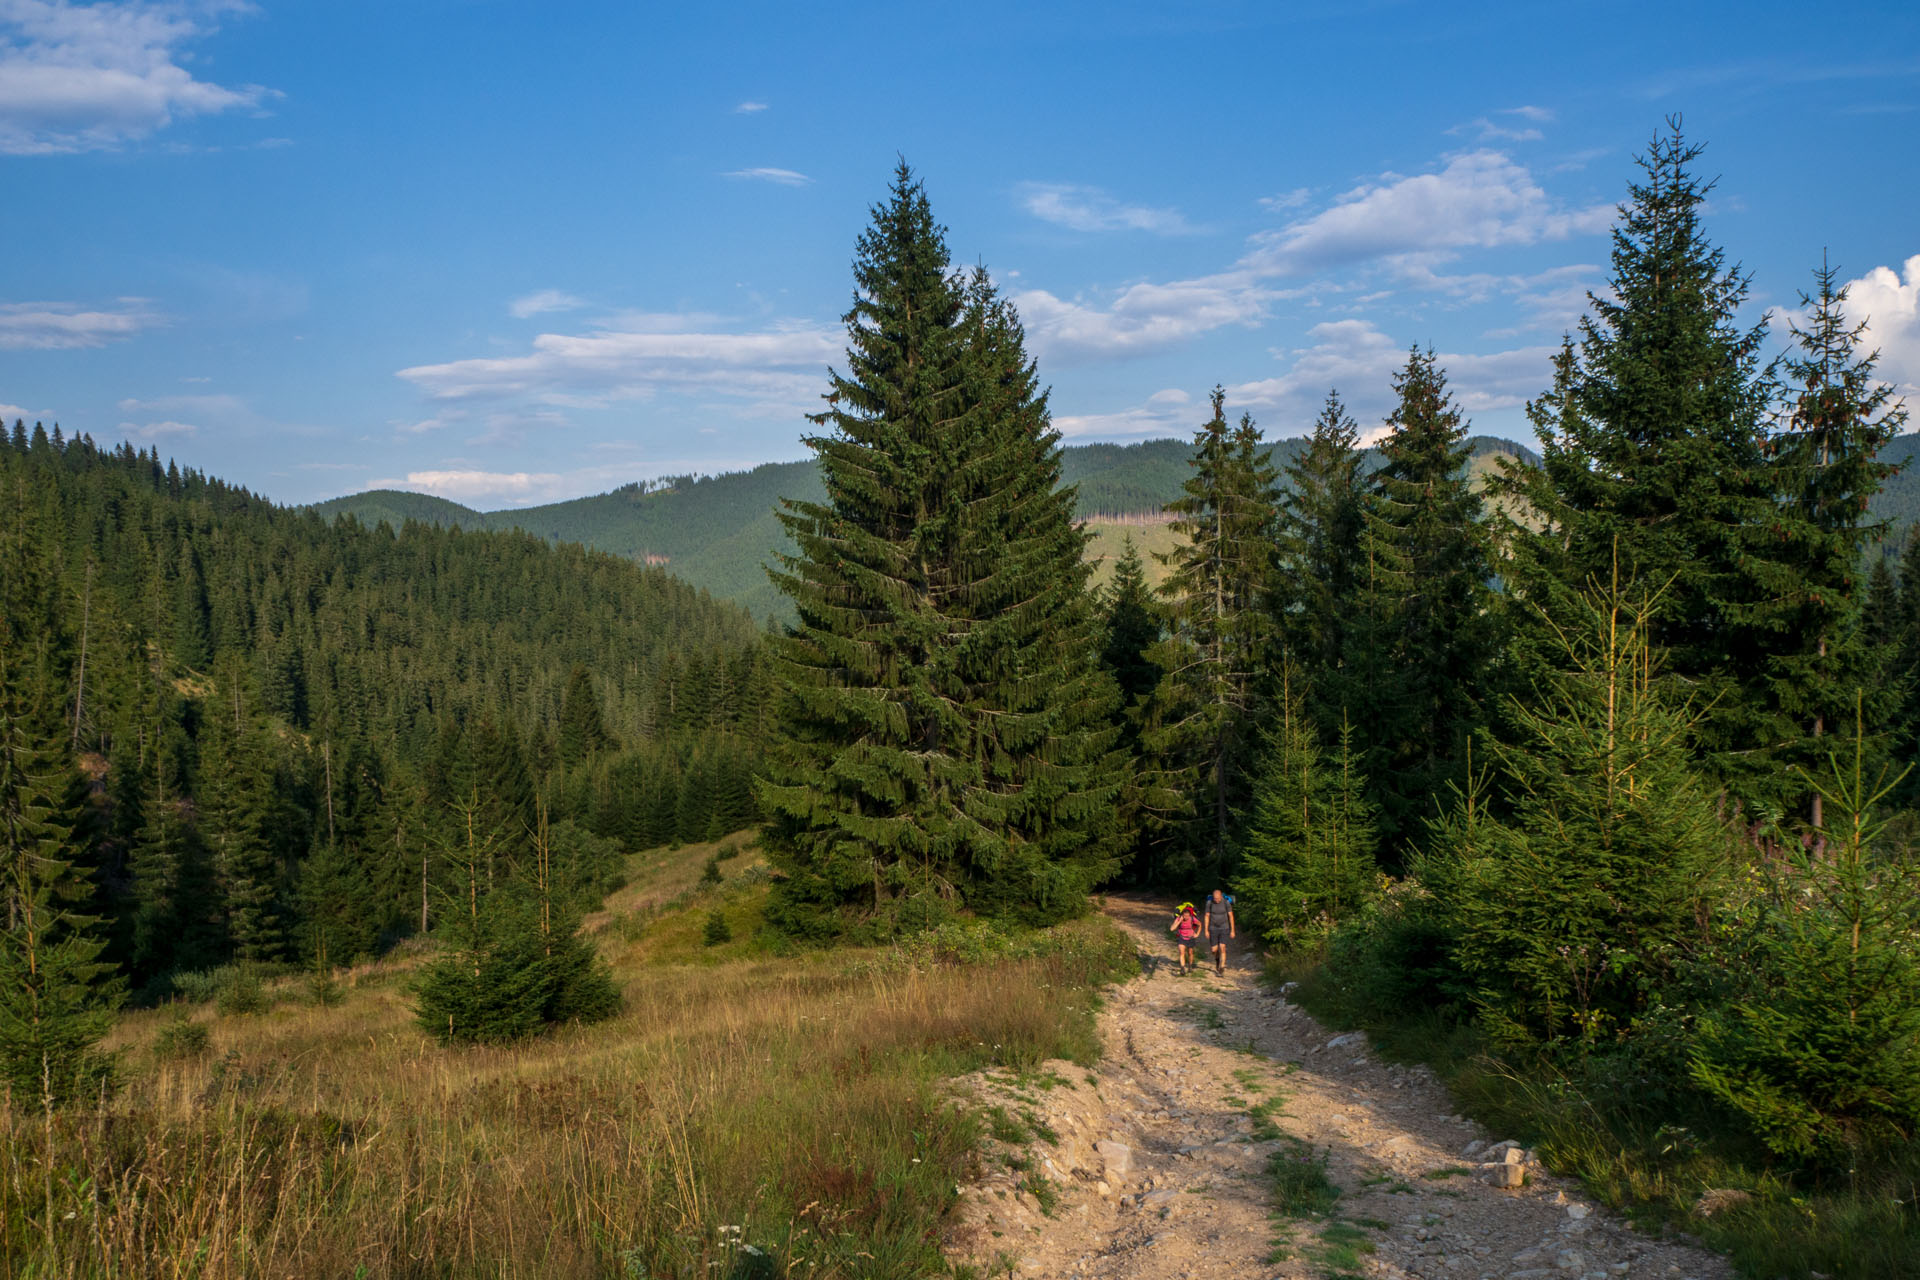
1,834 -> 1134,1280
1079,515 -> 1182,593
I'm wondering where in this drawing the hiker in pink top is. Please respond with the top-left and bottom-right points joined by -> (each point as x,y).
1169,901 -> 1202,975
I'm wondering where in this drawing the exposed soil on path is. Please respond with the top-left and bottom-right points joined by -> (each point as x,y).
946,893 -> 1734,1280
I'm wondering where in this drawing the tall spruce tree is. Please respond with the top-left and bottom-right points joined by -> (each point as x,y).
125,759 -> 185,976
1863,556 -> 1899,650
1346,349 -> 1492,849
0,645 -> 120,1105
557,664 -> 613,769
1495,121 -> 1775,802
295,838 -> 377,968
1098,536 -> 1168,882
1892,531 -> 1920,806
198,713 -> 285,962
1100,536 -> 1163,714
1274,390 -> 1366,732
759,164 -> 1123,936
1745,260 -> 1907,819
1148,391 -> 1280,877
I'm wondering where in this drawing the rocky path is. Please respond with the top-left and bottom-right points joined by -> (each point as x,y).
946,894 -> 1733,1280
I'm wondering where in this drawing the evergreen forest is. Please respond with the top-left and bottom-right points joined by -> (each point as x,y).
7,120 -> 1920,1276
0,428 -> 775,1074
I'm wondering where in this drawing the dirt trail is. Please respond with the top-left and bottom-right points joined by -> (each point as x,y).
946,893 -> 1733,1280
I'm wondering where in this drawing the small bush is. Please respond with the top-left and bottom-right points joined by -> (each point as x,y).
162,962 -> 294,1007
413,894 -> 621,1045
152,1010 -> 210,1060
306,972 -> 345,1007
702,908 -> 733,946
1691,748 -> 1920,1170
700,854 -> 724,887
214,971 -> 269,1017
1303,881 -> 1467,1027
164,969 -> 224,1005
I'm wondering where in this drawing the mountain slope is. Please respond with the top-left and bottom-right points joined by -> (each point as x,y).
303,436 -> 1576,616
307,488 -> 484,530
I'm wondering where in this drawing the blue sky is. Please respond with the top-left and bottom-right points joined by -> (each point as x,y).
3,0 -> 1918,508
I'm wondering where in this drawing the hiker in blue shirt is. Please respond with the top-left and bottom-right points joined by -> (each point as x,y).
1203,889 -> 1235,976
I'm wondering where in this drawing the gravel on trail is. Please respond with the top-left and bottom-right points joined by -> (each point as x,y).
944,893 -> 1734,1280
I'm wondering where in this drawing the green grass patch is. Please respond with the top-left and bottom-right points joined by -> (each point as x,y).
1017,1173 -> 1059,1217
1248,1095 -> 1286,1142
984,1105 -> 1030,1145
1176,1000 -> 1225,1030
1267,1140 -> 1341,1217
1316,1219 -> 1377,1274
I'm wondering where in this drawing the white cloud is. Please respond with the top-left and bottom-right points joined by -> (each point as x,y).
1008,150 -> 1608,365
1055,387 -> 1194,439
396,321 -> 841,419
1259,187 -> 1311,212
394,409 -> 464,435
465,408 -> 568,448
723,166 -> 811,186
1019,182 -> 1196,235
1232,320 -> 1554,429
377,469 -> 565,505
368,456 -> 803,508
1386,260 -> 1601,328
0,0 -> 273,155
118,418 -> 196,439
1246,151 -> 1611,276
1845,254 -> 1920,396
0,297 -> 159,348
1014,273 -> 1275,364
1450,106 -> 1555,143
116,391 -> 243,415
593,308 -> 728,333
733,100 -> 767,114
509,289 -> 585,319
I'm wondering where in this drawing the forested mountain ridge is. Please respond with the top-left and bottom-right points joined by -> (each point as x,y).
312,434 -> 1540,618
0,421 -> 771,999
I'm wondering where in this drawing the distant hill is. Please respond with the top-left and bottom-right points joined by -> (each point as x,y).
308,488 -> 484,530
1869,432 -> 1920,562
304,435 -> 1575,618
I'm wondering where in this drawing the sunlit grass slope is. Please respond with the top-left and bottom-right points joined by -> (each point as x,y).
2,837 -> 1134,1280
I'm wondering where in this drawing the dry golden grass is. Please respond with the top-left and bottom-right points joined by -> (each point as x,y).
2,846 -> 1133,1280
581,830 -> 763,937
1079,517 -> 1183,593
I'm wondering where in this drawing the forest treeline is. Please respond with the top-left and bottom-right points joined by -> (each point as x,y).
0,428 -> 776,1088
